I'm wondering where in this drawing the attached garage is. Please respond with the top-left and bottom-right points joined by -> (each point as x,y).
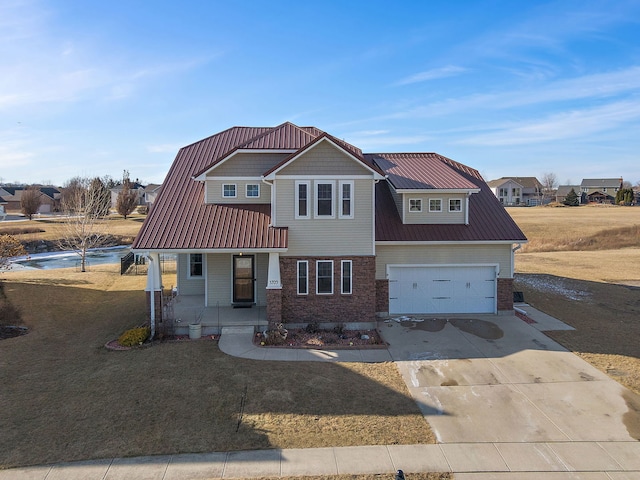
387,264 -> 497,315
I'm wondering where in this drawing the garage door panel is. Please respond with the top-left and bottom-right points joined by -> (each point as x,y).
388,266 -> 496,315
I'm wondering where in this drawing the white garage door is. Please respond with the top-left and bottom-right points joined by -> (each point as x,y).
388,265 -> 497,314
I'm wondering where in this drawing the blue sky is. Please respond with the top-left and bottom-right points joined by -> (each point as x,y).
2,0 -> 640,187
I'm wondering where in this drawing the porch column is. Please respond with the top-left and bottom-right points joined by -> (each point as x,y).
145,252 -> 163,338
266,252 -> 282,326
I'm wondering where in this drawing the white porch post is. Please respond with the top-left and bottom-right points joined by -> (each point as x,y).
145,252 -> 163,338
266,252 -> 282,289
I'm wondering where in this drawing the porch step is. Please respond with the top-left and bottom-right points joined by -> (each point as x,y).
221,326 -> 256,335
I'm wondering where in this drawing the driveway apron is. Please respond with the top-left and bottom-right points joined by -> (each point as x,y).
380,314 -> 640,444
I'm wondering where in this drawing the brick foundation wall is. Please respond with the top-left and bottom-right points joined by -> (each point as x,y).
497,277 -> 514,311
266,289 -> 282,325
280,256 -> 376,324
375,279 -> 389,314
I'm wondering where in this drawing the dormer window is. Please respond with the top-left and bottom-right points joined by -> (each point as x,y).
409,199 -> 422,212
449,199 -> 462,212
223,184 -> 236,198
429,199 -> 442,212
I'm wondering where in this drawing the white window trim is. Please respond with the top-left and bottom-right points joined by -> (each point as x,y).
245,184 -> 260,198
338,180 -> 354,219
297,260 -> 308,295
222,183 -> 237,198
316,260 -> 334,295
341,260 -> 352,295
449,198 -> 462,212
188,253 -> 204,279
409,198 -> 422,212
314,180 -> 335,218
295,180 -> 310,219
428,198 -> 442,212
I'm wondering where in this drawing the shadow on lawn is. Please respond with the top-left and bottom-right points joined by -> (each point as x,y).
0,280 -> 439,469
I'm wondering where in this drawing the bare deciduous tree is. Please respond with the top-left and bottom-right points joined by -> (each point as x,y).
540,172 -> 558,201
58,177 -> 109,272
116,177 -> 138,220
20,185 -> 42,220
0,235 -> 26,271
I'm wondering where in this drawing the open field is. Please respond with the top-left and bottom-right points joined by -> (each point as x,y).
0,266 -> 434,469
509,204 -> 640,396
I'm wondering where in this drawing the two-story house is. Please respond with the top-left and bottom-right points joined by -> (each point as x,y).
580,178 -> 623,204
487,177 -> 543,206
132,123 -> 527,338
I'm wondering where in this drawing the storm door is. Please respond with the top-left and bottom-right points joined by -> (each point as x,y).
233,255 -> 255,304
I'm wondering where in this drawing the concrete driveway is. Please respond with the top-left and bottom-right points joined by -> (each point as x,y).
380,313 -> 640,444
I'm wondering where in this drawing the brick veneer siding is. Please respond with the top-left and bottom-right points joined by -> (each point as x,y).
145,290 -> 163,322
280,256 -> 376,324
266,288 -> 282,325
497,277 -> 514,311
375,279 -> 389,314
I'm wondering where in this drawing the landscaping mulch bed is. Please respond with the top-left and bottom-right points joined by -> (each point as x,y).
255,327 -> 385,349
0,325 -> 28,340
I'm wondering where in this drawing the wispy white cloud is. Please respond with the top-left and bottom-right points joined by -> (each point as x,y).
458,100 -> 640,146
395,65 -> 467,86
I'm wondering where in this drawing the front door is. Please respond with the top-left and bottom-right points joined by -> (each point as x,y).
233,255 -> 255,304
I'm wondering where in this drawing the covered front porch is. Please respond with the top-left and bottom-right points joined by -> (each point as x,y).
164,294 -> 268,336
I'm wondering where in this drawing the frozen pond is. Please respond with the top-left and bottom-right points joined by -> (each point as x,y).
12,246 -> 132,270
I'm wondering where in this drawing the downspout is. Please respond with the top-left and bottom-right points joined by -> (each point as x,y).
261,177 -> 274,226
511,243 -> 522,278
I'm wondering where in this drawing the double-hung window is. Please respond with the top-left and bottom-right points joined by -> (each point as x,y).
297,261 -> 308,295
246,184 -> 259,198
449,199 -> 462,212
222,184 -> 236,198
316,260 -> 333,294
189,253 -> 203,277
341,260 -> 352,295
339,181 -> 354,218
295,181 -> 310,218
315,181 -> 334,218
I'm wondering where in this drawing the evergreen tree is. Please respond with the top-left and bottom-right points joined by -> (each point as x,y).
563,188 -> 580,206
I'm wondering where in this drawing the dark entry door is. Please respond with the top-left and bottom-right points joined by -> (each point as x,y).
233,255 -> 255,304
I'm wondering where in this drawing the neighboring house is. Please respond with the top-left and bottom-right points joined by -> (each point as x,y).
132,123 -> 527,337
143,184 -> 162,207
0,186 -> 61,213
110,181 -> 147,208
555,185 -> 581,204
580,178 -> 622,204
0,196 -> 7,220
487,177 -> 543,206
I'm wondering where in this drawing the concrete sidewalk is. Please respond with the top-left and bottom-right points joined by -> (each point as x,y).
2,441 -> 639,479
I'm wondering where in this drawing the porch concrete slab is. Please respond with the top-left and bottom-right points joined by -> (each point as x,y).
333,445 -> 394,474
493,443 -> 568,471
280,447 -> 338,476
413,384 -> 569,443
546,442 -> 624,471
0,465 -> 52,480
46,459 -> 112,480
222,449 -> 280,478
515,382 -> 637,441
385,444 -> 450,473
439,443 -> 508,472
104,455 -> 172,480
163,453 -> 226,480
455,473 -> 611,480
598,442 -> 640,470
396,357 -> 510,387
516,304 -> 576,331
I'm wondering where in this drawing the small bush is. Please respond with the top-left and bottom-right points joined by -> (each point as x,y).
117,326 -> 150,347
137,205 -> 149,215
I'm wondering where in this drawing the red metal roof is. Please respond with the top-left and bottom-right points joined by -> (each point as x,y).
373,155 -> 527,242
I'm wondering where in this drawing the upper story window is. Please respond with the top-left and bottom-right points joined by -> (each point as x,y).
449,199 -> 462,212
339,181 -> 354,219
189,253 -> 203,278
315,181 -> 334,218
429,199 -> 442,212
499,187 -> 508,197
222,184 -> 236,198
295,181 -> 310,219
246,184 -> 259,198
409,198 -> 422,212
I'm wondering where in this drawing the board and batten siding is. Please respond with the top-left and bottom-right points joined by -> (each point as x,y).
205,253 -> 268,306
275,178 -> 375,256
279,142 -> 372,176
402,193 -> 467,224
177,254 -> 205,296
207,153 -> 288,177
206,179 -> 271,204
375,244 -> 513,279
